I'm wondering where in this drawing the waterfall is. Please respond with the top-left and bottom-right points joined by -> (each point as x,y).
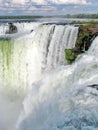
17,36 -> 98,130
2,22 -> 98,130
0,22 -> 40,36
0,22 -> 79,130
0,23 -> 78,96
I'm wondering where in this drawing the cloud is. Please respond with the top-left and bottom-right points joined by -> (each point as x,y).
63,0 -> 87,4
12,0 -> 27,4
28,6 -> 38,11
31,0 -> 46,5
0,0 -> 96,15
10,0 -> 88,5
30,0 -> 88,5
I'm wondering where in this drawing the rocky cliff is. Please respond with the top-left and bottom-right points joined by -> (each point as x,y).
65,25 -> 98,64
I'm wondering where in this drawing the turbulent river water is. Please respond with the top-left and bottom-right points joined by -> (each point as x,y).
0,22 -> 98,130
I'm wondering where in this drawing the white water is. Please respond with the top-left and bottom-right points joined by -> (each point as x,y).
0,23 -> 79,130
0,22 -> 40,37
17,37 -> 98,130
1,22 -> 98,130
0,23 -> 78,95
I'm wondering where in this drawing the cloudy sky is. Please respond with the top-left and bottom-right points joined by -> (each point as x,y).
0,0 -> 98,15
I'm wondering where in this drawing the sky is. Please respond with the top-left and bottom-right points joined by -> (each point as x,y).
0,0 -> 98,16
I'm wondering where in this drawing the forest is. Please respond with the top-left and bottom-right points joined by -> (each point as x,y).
0,14 -> 98,19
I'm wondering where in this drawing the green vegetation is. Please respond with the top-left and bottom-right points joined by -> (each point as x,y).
64,14 -> 98,19
65,27 -> 89,64
39,14 -> 98,19
65,49 -> 79,64
1,14 -> 98,19
76,30 -> 89,49
71,20 -> 98,25
65,24 -> 98,64
0,15 -> 43,19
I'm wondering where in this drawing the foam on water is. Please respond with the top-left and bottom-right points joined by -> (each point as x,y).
0,22 -> 40,35
18,37 -> 98,130
0,24 -> 78,95
0,23 -> 78,130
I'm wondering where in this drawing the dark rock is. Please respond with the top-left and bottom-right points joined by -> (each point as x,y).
6,23 -> 17,34
87,84 -> 98,90
65,25 -> 98,64
72,48 -> 84,53
31,29 -> 34,32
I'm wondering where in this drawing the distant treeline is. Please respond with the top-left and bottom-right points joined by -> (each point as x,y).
0,16 -> 43,19
52,14 -> 98,19
0,14 -> 98,19
64,14 -> 98,19
71,20 -> 98,24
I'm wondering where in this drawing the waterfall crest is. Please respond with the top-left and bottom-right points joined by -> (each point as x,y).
0,23 -> 78,95
1,22 -> 98,130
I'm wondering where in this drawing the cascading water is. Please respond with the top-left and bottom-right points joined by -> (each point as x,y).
17,36 -> 98,130
0,23 -> 78,96
0,22 -> 98,130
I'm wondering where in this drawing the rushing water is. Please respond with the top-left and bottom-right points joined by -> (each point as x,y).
0,23 -> 78,96
18,37 -> 98,130
0,22 -> 98,130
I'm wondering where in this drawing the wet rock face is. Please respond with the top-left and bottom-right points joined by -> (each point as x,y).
88,84 -> 98,90
65,25 -> 98,64
76,25 -> 98,51
6,23 -> 18,34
